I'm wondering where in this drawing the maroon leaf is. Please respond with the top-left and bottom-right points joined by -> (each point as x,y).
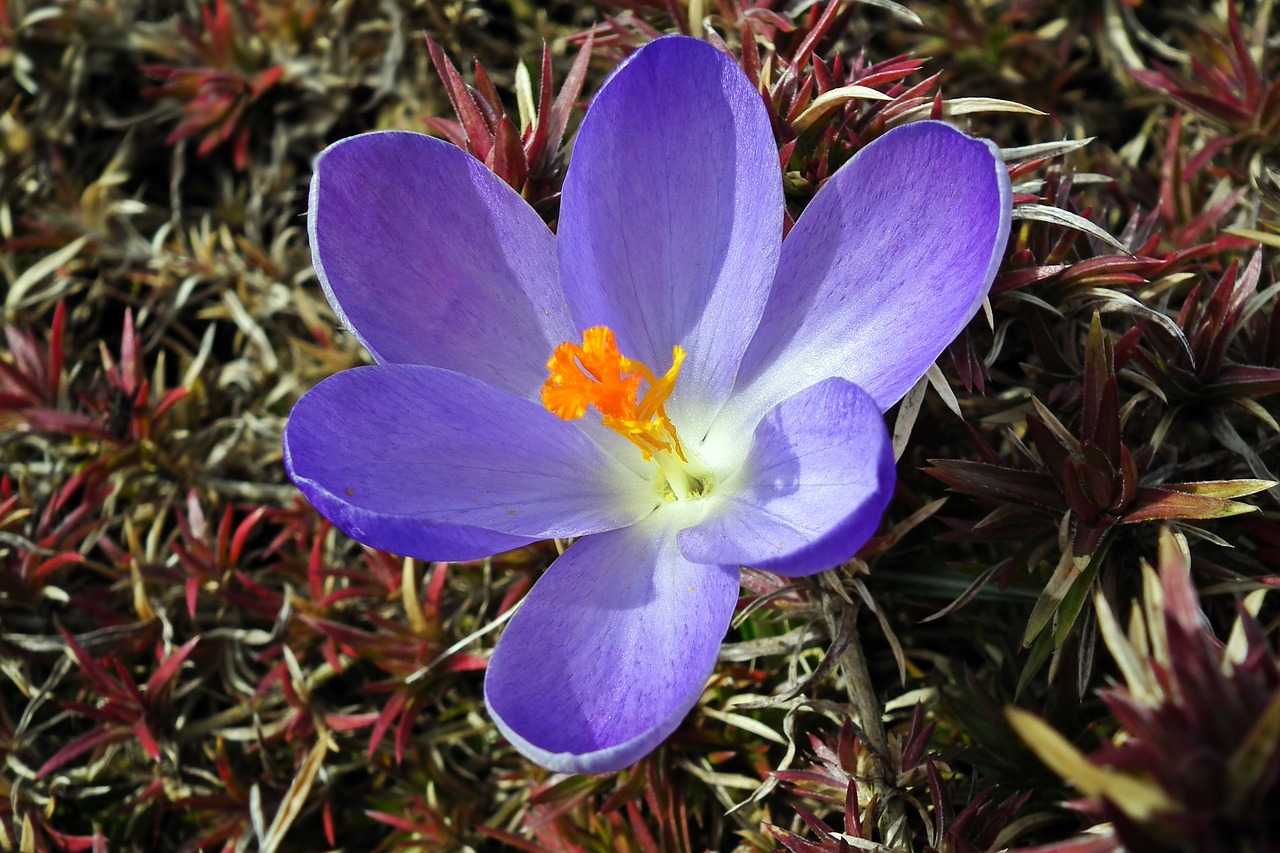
144,636 -> 201,698
426,38 -> 494,161
37,727 -> 129,778
928,460 -> 1065,511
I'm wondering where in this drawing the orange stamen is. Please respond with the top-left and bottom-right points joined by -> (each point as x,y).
542,326 -> 685,461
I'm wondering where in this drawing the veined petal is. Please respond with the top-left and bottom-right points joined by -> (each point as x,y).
283,365 -> 657,561
727,121 -> 1011,428
309,131 -> 574,398
558,36 -> 783,441
680,378 -> 895,576
485,517 -> 739,773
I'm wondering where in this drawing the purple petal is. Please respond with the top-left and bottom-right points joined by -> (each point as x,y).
485,517 -> 739,773
679,378 -> 895,576
558,36 -> 783,439
284,365 -> 656,561
730,121 -> 1011,425
309,131 -> 574,398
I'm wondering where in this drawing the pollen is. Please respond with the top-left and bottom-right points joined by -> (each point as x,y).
542,326 -> 686,461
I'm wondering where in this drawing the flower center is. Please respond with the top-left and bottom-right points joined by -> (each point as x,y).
542,326 -> 709,500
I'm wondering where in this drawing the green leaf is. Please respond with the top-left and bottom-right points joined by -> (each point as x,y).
1024,550 -> 1089,647
1054,545 -> 1106,650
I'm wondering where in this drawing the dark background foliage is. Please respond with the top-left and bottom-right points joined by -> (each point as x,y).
1,0 -> 1277,850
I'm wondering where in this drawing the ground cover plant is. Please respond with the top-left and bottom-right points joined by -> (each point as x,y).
0,0 -> 1277,850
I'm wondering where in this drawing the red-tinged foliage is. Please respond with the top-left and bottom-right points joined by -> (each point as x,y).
928,314 -> 1268,568
1,300 -> 63,406
770,711 -> 1033,852
38,631 -> 199,777
367,796 -> 460,850
141,0 -> 293,168
925,309 -> 1272,689
0,307 -> 191,448
0,302 -> 99,436
0,469 -> 109,607
0,806 -> 109,853
1011,530 -> 1280,853
171,491 -> 267,618
2,1 -> 1279,850
1133,253 -> 1279,404
487,755 -> 706,853
1129,1 -> 1280,173
424,35 -> 594,214
572,0 -> 966,231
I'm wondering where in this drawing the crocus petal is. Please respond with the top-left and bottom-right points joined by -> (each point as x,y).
309,131 -> 574,398
284,365 -> 657,561
558,36 -> 783,439
485,516 -> 739,773
679,378 -> 895,576
727,121 -> 1011,427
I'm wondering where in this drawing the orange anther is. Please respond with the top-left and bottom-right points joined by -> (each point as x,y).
541,326 -> 685,461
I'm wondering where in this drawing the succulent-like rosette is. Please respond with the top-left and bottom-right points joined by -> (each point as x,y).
284,36 -> 1011,773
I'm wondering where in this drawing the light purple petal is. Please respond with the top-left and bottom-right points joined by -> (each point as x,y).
558,36 -> 783,439
309,131 -> 574,398
485,517 -> 739,773
728,121 -> 1011,427
679,378 -> 895,576
284,365 -> 656,561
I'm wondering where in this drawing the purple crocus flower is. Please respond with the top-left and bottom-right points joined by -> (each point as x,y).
284,36 -> 1011,773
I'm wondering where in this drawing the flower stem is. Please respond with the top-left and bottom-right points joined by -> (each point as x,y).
825,597 -> 908,846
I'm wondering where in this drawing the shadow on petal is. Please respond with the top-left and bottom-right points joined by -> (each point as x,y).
681,378 -> 895,576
